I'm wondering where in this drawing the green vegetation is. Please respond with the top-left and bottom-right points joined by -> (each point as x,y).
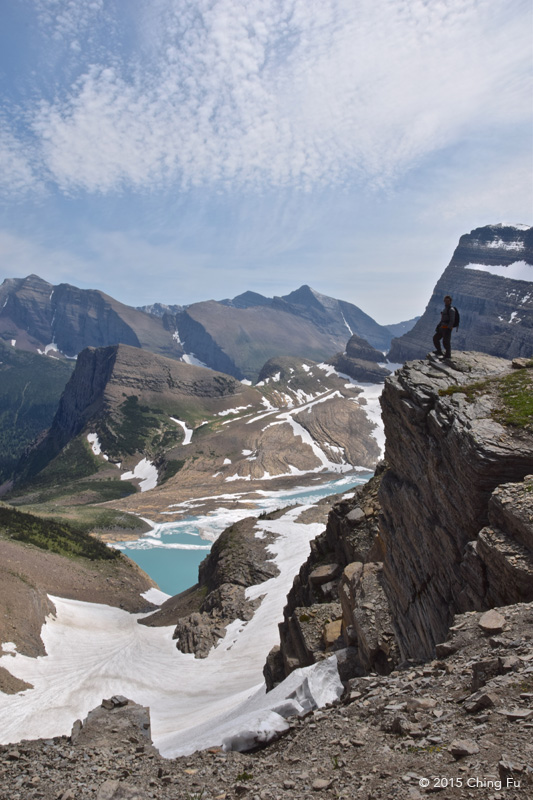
0,342 -> 73,481
21,436 -> 102,488
0,503 -> 118,560
96,395 -> 186,459
161,458 -> 185,483
439,368 -> 533,432
236,771 -> 253,782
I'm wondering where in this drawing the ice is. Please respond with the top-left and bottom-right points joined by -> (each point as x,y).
473,239 -> 525,251
465,261 -> 533,282
121,458 -> 158,491
182,353 -> 210,369
0,507 -> 338,757
170,417 -> 193,445
341,312 -> 353,335
223,458 -> 232,465
10,339 -> 16,346
217,405 -> 252,416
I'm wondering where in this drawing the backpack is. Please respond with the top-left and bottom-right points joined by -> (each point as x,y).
452,307 -> 460,329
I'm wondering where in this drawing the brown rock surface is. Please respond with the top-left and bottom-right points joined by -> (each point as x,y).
378,352 -> 533,661
1,602 -> 532,800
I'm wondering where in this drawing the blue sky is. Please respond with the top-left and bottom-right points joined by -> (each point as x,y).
0,0 -> 531,323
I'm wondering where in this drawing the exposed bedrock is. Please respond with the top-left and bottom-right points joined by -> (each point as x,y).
329,333 -> 390,383
265,351 -> 533,689
264,466 -> 392,689
378,352 -> 533,661
140,517 -> 279,658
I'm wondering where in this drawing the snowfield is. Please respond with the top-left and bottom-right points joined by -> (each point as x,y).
0,506 -> 343,757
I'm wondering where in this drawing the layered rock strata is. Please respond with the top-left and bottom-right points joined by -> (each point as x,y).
266,351 -> 533,690
388,224 -> 533,362
329,333 -> 390,383
378,352 -> 533,661
264,466 -> 396,688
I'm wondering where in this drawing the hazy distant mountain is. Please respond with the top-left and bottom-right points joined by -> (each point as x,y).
388,224 -> 533,362
386,317 -> 420,337
0,274 -> 183,361
164,284 -> 393,380
3,276 -> 398,381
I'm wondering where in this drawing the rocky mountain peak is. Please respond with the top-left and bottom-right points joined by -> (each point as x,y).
388,223 -> 533,363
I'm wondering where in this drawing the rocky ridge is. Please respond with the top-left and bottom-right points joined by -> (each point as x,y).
1,601 -> 532,800
388,224 -> 533,363
140,516 -> 279,658
264,352 -> 533,687
329,334 -> 390,383
0,275 -> 180,361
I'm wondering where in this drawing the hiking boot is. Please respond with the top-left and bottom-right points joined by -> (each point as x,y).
432,350 -> 443,356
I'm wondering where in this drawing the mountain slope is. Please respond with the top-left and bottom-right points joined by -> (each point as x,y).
388,224 -> 533,362
171,285 -> 392,380
0,274 -> 183,360
0,341 -> 73,483
9,345 -> 384,526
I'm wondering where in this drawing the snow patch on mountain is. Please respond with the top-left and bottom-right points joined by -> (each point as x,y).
121,458 -> 158,491
465,261 -> 533,281
170,417 -> 193,445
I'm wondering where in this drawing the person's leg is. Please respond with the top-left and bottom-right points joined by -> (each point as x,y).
432,328 -> 443,354
443,328 -> 451,358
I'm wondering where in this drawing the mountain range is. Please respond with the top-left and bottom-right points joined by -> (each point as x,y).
0,276 -> 400,381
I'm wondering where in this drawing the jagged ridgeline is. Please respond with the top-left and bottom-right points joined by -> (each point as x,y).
0,275 -> 397,382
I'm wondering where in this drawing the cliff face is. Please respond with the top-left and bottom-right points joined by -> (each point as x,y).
266,352 -> 533,687
388,224 -> 533,363
379,352 -> 533,660
0,274 -> 182,360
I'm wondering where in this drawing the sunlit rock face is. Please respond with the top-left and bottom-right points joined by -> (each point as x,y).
388,224 -> 533,363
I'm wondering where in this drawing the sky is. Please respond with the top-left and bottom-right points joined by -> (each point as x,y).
0,0 -> 531,324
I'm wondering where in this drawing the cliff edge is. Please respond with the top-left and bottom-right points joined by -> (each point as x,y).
266,352 -> 533,686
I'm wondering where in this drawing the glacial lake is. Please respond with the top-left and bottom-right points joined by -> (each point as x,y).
113,472 -> 373,595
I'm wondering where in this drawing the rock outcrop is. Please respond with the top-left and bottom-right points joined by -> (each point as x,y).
140,517 -> 279,658
388,224 -> 533,362
266,351 -> 533,692
329,333 -> 390,383
378,352 -> 533,661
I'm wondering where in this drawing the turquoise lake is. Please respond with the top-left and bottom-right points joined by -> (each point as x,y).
114,472 -> 372,596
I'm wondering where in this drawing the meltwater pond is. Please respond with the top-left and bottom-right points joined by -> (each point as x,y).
113,472 -> 373,595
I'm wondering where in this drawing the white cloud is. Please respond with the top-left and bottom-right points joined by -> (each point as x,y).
0,121 -> 41,196
24,0 -> 532,195
34,0 -> 105,40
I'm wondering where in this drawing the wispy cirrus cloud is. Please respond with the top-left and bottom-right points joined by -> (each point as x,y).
19,0 -> 532,195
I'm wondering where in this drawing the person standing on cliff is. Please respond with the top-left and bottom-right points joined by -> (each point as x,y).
432,295 -> 456,359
